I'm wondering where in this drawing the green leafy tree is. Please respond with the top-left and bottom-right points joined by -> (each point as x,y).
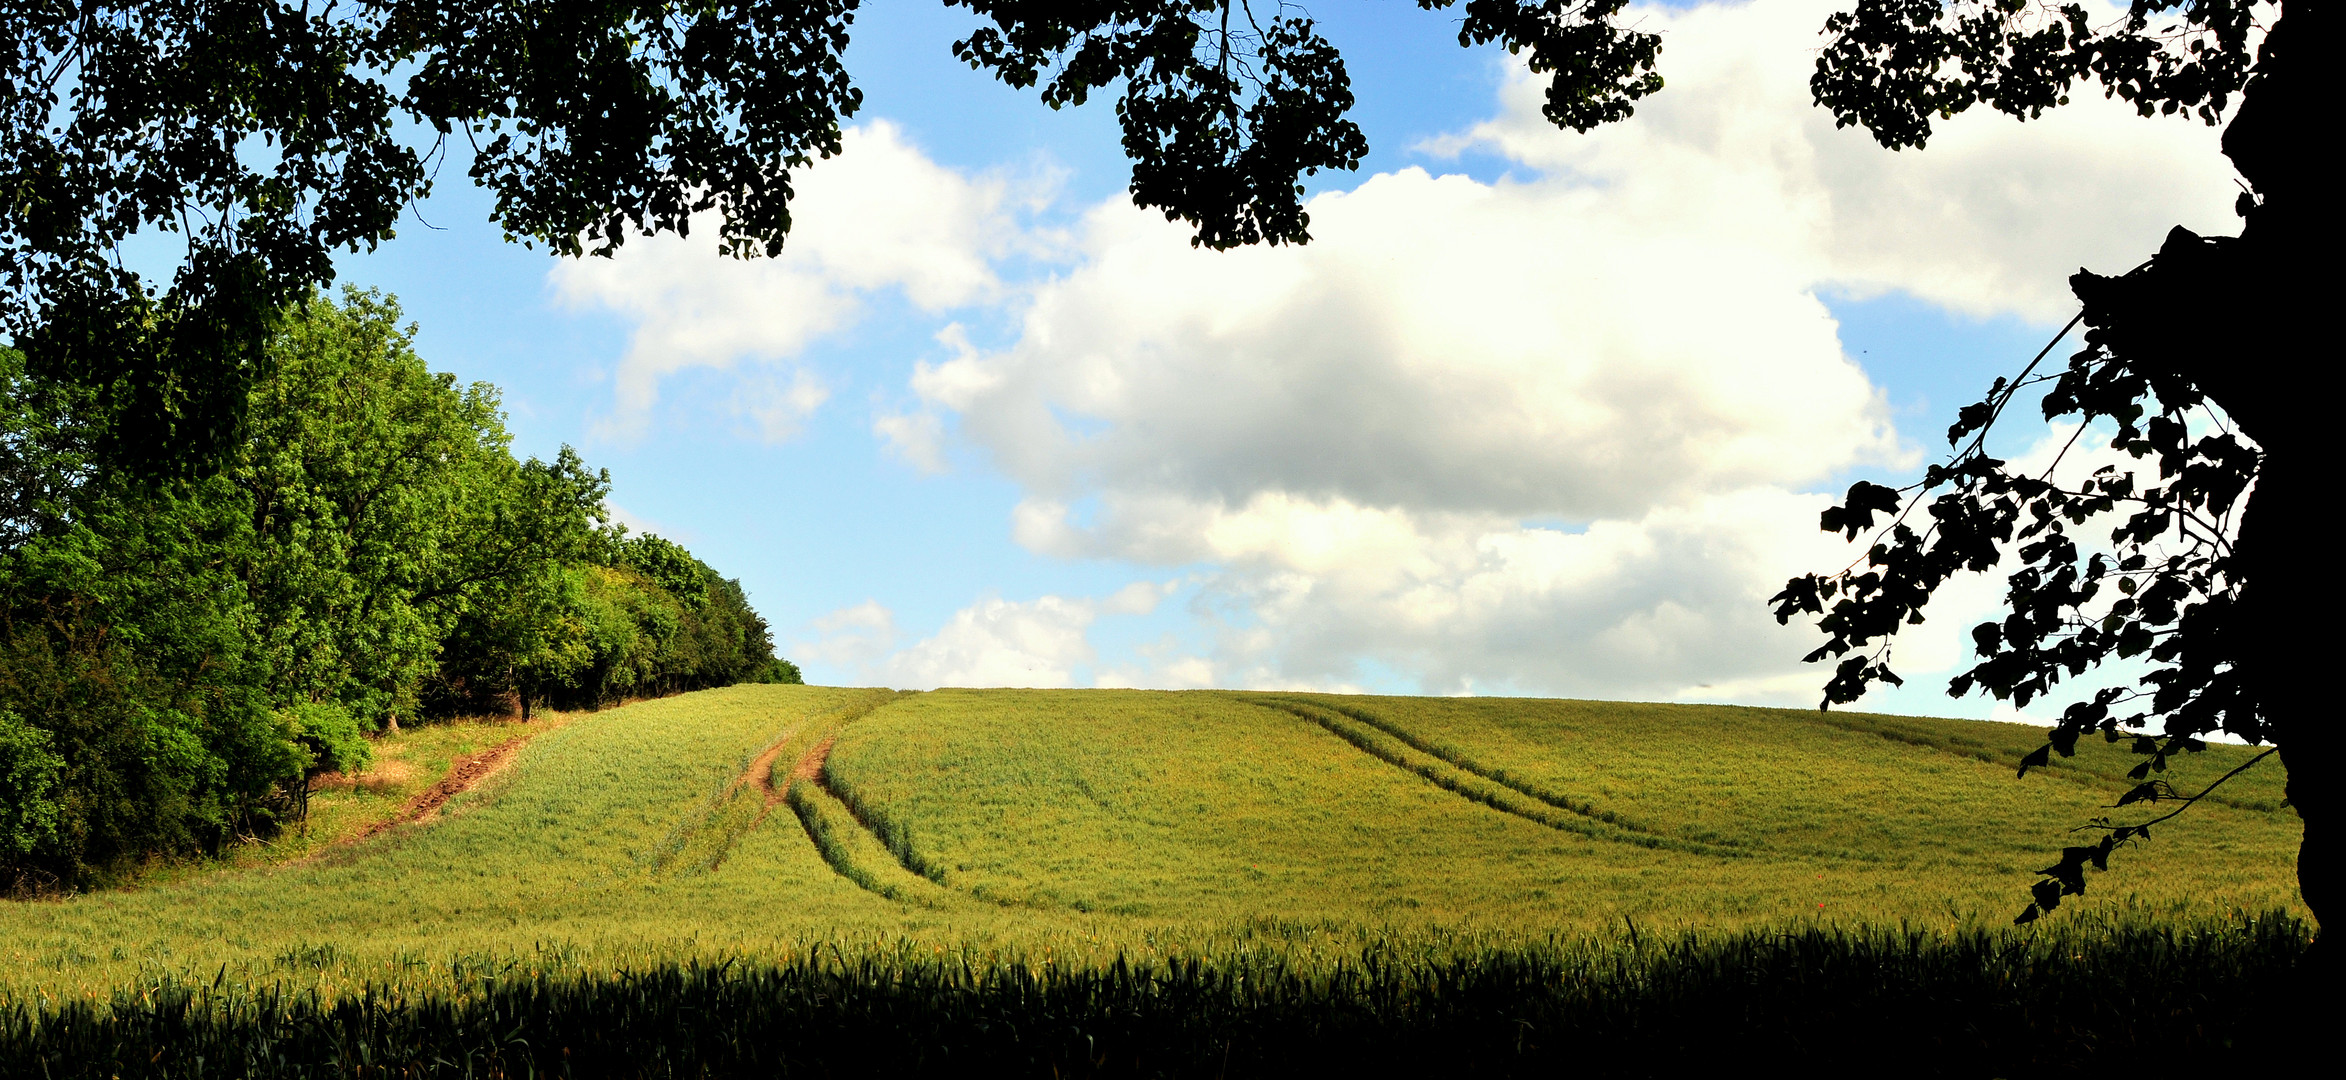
421,450 -> 612,719
1,293 -> 777,885
0,709 -> 63,862
479,532 -> 781,712
0,351 -> 294,885
234,289 -> 514,731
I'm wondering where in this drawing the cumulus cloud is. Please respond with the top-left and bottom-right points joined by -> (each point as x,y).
884,0 -> 2236,700
877,594 -> 1098,688
873,410 -> 950,474
801,584 -> 1176,689
792,601 -> 901,672
1439,0 -> 2238,321
1162,488 -> 1860,698
737,368 -> 832,443
925,170 -> 1899,526
551,121 -> 1038,435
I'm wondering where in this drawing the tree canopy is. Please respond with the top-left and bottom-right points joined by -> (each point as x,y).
3,0 -> 861,476
0,290 -> 791,891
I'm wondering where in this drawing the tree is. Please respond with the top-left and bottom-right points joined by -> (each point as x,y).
3,0 -> 861,477
235,289 -> 520,731
1770,0 -> 2327,937
3,289 -> 784,886
0,345 -> 295,888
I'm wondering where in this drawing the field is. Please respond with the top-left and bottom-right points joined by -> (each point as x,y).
0,685 -> 2310,1075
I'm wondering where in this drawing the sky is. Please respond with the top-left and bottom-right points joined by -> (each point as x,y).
330,0 -> 2244,717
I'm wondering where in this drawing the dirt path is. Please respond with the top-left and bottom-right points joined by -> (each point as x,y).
741,739 -> 791,802
345,728 -> 540,844
789,736 -> 837,785
749,734 -> 836,826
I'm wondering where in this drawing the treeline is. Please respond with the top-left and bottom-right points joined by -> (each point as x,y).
0,290 -> 796,890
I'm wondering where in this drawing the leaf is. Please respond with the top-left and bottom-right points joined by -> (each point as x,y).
2017,745 -> 2051,777
1821,481 -> 1904,540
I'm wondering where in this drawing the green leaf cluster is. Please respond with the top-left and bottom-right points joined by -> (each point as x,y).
0,289 -> 788,889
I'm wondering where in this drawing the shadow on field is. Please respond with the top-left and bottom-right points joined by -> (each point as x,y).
0,916 -> 2308,1078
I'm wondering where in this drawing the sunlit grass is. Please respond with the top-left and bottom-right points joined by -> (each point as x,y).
824,689 -> 2299,926
0,684 -> 2303,1006
95,716 -> 557,891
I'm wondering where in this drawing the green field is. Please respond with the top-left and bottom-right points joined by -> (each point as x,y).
1,684 -> 2300,1004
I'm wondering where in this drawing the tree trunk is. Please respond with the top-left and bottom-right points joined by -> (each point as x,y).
2075,0 -> 2334,997
2241,459 -> 2333,924
2170,3 -> 2336,1027
2222,1 -> 2335,945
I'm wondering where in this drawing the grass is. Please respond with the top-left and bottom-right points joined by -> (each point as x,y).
820,689 -> 2298,925
0,915 -> 2311,1078
101,715 -> 558,889
0,684 -> 2310,1072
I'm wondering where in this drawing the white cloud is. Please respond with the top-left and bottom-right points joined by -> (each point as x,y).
1164,488 -> 1865,700
800,582 -> 1184,690
873,410 -> 949,474
1444,0 -> 2239,321
874,594 -> 1098,689
738,368 -> 832,443
874,0 -> 2238,701
921,170 -> 1898,523
792,601 -> 900,672
551,121 -> 1038,435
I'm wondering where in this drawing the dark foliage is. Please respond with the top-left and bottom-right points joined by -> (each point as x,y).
949,1 -> 1656,248
0,918 -> 2309,1077
2,0 -> 863,479
1812,0 -> 2261,149
1777,1 -> 2328,928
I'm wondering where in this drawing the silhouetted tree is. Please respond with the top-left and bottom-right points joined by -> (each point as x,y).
2,0 -> 860,477
1771,1 -> 2326,938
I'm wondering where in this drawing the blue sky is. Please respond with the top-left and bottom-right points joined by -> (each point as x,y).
330,0 -> 2239,717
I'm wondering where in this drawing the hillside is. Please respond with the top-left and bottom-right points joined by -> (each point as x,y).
1,685 -> 2300,997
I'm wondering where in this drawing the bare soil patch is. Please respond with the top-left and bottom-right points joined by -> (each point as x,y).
789,736 -> 837,786
346,725 -> 547,843
740,732 -> 831,831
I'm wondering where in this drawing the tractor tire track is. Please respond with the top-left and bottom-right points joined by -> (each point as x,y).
1248,697 -> 1741,858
